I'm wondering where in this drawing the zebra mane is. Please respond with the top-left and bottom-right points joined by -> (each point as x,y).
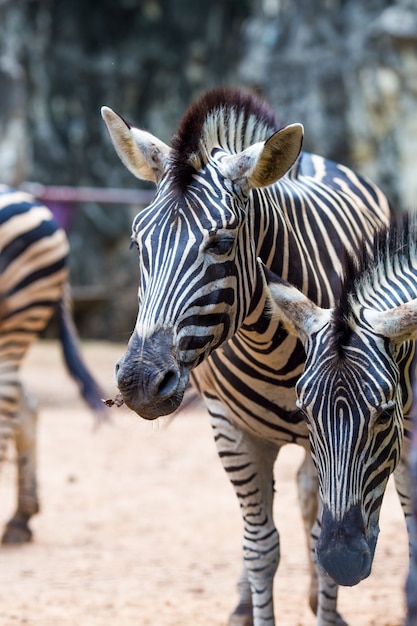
170,87 -> 280,192
331,213 -> 417,354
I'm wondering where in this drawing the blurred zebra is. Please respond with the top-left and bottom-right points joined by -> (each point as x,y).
0,185 -> 105,544
101,87 -> 391,626
407,371 -> 417,625
265,215 -> 417,623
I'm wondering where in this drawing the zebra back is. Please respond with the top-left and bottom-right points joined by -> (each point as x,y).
0,185 -> 105,417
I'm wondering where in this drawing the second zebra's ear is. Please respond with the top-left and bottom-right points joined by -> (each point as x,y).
258,259 -> 331,344
101,106 -> 172,184
363,299 -> 417,346
219,124 -> 303,190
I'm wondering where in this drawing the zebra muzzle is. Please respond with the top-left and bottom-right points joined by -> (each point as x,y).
316,504 -> 375,587
115,329 -> 189,419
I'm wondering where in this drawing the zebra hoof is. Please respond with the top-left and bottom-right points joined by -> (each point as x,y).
1,519 -> 33,545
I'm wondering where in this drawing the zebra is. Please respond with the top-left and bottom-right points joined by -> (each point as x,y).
0,185 -> 106,544
406,348 -> 417,624
263,215 -> 417,621
101,87 -> 392,625
407,405 -> 417,626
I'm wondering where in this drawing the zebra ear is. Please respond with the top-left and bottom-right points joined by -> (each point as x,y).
220,124 -> 303,189
258,260 -> 331,344
101,106 -> 171,183
364,299 -> 417,345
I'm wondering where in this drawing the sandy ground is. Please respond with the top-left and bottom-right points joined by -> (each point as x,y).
0,340 -> 410,626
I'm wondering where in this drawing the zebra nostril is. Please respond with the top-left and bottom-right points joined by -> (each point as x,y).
156,369 -> 180,399
115,358 -> 127,387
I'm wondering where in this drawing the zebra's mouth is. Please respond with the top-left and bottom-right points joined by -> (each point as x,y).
122,380 -> 188,420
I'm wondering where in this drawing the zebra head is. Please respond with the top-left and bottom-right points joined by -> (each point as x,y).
101,89 -> 303,419
262,252 -> 417,587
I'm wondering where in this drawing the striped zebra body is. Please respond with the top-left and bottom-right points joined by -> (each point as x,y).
266,216 -> 417,623
407,375 -> 417,626
192,154 -> 389,446
102,88 -> 391,625
0,186 -> 105,544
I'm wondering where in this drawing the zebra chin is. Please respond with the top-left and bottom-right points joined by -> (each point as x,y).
316,504 -> 378,587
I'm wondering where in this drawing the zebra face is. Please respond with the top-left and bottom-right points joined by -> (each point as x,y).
297,328 -> 404,586
114,169 -> 256,418
264,266 -> 417,587
102,98 -> 303,419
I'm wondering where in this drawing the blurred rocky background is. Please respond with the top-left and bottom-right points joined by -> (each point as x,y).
0,0 -> 416,339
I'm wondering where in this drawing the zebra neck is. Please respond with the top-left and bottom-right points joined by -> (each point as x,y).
240,264 -> 292,349
249,186 -> 307,288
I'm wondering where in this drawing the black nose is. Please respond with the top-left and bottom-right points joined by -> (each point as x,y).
114,329 -> 188,419
316,505 -> 374,586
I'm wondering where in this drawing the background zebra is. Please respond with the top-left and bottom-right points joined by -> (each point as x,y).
102,87 -> 391,626
0,185 -> 106,544
264,215 -> 417,622
407,368 -> 417,625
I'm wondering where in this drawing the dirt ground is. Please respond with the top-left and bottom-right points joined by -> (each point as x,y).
0,340 -> 410,626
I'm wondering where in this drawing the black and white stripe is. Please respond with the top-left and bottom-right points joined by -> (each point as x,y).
102,87 -> 392,626
0,185 -> 105,544
266,215 -> 417,622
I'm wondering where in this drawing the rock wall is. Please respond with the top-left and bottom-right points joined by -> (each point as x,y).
0,0 -> 250,339
238,0 -> 417,210
0,0 -> 416,338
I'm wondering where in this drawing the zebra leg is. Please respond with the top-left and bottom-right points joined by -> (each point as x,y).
316,569 -> 342,626
298,453 -> 348,626
393,446 -> 412,536
308,512 -> 347,626
2,386 -> 39,544
211,414 -> 279,626
396,413 -> 417,626
229,563 -> 253,626
393,446 -> 414,617
296,450 -> 319,614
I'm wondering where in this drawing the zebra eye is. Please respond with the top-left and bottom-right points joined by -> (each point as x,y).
130,238 -> 139,251
205,234 -> 234,256
377,408 -> 393,425
376,402 -> 395,426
